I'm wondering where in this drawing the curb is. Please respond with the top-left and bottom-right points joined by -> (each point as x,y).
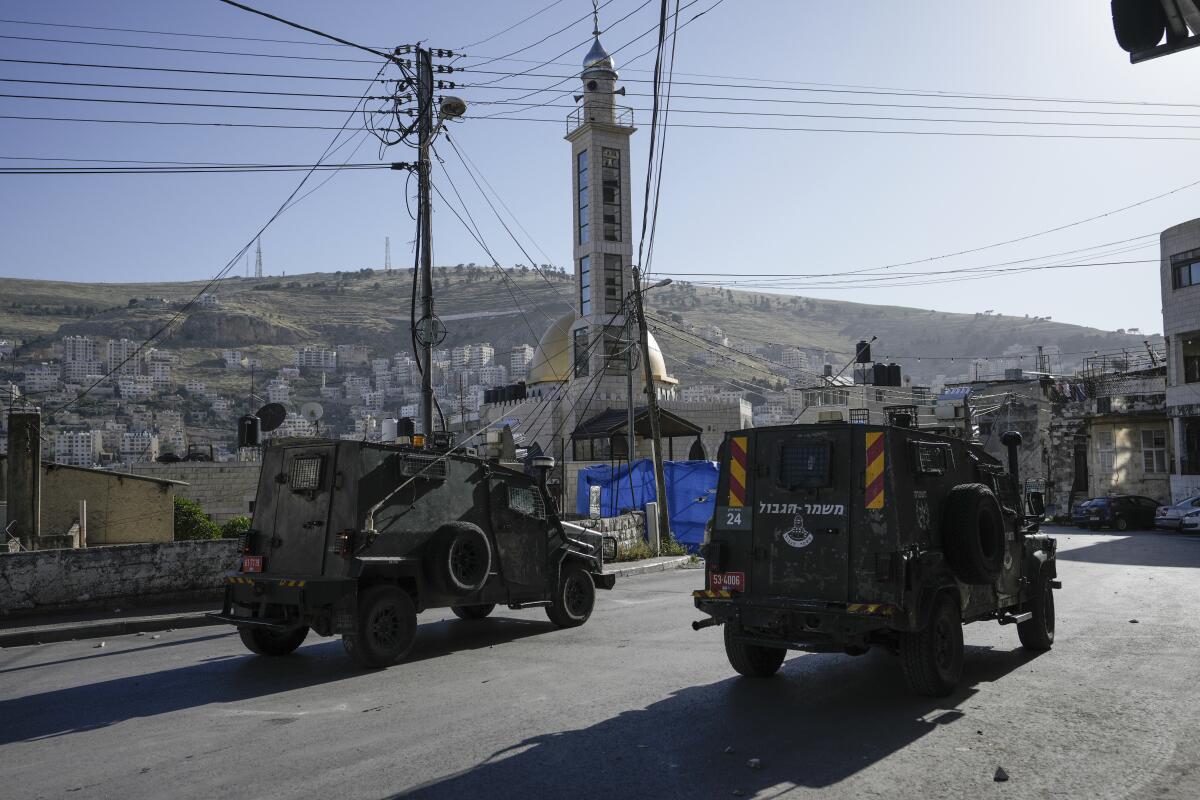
0,611 -> 222,649
603,555 -> 692,579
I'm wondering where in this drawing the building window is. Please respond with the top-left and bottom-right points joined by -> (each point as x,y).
1172,254 -> 1200,289
601,147 -> 621,242
577,150 -> 589,245
602,326 -> 628,371
573,328 -> 590,378
1096,430 -> 1114,474
1184,336 -> 1200,384
603,253 -> 623,314
579,255 -> 591,316
1142,429 -> 1168,473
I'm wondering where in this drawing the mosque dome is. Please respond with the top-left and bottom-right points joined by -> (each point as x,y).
526,311 -> 675,386
582,36 -> 618,80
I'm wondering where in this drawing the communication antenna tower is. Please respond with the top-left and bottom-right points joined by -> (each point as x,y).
385,236 -> 391,273
255,237 -> 263,279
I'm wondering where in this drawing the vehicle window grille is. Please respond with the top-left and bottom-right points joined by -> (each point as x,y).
778,441 -> 831,489
289,456 -> 324,491
508,485 -> 546,519
400,453 -> 447,480
915,443 -> 952,474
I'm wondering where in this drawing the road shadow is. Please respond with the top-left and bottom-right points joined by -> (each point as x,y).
1057,530 -> 1200,569
0,615 -> 555,745
395,643 -> 1041,799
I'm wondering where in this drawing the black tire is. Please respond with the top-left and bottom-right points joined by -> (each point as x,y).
724,624 -> 786,678
1018,570 -> 1055,651
1115,516 -> 1129,532
238,625 -> 308,656
451,604 -> 495,620
342,585 -> 417,668
900,593 -> 964,697
545,561 -> 595,628
428,522 -> 493,595
943,483 -> 1005,584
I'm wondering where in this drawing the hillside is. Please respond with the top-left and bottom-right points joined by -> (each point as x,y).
0,266 -> 1161,392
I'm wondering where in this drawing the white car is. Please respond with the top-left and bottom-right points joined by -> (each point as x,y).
1156,495 -> 1200,530
1182,509 -> 1200,533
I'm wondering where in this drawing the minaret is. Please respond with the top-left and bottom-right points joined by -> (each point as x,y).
566,9 -> 636,415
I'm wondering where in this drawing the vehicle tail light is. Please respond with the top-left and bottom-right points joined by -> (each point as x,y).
335,530 -> 355,557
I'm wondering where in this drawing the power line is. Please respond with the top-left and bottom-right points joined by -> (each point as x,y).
0,32 -> 378,64
0,76 -> 371,99
0,56 -> 378,81
0,164 -> 391,175
458,0 -> 574,51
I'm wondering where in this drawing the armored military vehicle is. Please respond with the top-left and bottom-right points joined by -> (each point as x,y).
212,438 -> 613,667
692,421 -> 1058,696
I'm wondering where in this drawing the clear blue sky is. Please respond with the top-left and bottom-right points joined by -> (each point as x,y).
2,0 -> 1197,335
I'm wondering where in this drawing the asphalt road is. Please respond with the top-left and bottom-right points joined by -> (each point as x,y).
2,526 -> 1199,800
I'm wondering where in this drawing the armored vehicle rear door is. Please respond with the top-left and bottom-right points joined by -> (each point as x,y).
265,444 -> 338,575
488,476 -> 549,595
748,427 -> 853,602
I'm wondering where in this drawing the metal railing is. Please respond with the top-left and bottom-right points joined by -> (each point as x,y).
566,104 -> 634,134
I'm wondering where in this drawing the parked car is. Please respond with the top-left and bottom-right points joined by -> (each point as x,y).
1071,499 -> 1099,526
1155,495 -> 1200,530
1181,508 -> 1200,533
1084,495 -> 1160,531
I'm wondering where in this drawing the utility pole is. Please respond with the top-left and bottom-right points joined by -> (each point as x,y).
385,236 -> 391,273
625,319 -> 636,467
632,265 -> 670,548
417,45 -> 435,435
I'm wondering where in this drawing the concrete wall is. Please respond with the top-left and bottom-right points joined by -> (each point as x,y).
129,461 -> 261,523
0,539 -> 238,615
1,456 -> 177,545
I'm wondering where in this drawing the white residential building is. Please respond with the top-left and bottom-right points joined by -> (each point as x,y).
185,378 -> 206,395
63,360 -> 104,384
62,335 -> 97,363
117,375 -> 155,400
295,346 -> 337,370
106,338 -> 141,376
266,380 -> 290,405
1160,217 -> 1200,500
120,431 -> 159,463
24,362 -> 61,393
336,344 -> 370,367
222,349 -> 244,369
510,344 -> 535,378
148,361 -> 172,391
197,292 -> 220,307
479,365 -> 507,387
468,343 -> 495,369
782,347 -> 810,373
54,429 -> 102,467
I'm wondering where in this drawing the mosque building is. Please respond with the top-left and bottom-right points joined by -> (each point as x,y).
480,17 -> 751,510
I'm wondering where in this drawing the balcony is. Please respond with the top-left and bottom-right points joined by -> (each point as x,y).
567,104 -> 634,135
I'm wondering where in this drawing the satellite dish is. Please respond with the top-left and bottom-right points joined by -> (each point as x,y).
256,402 -> 287,433
301,402 -> 324,422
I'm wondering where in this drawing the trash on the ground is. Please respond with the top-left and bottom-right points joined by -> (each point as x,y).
724,746 -> 735,754
150,634 -> 160,640
994,767 -> 1009,782
747,758 -> 762,770
1129,619 -> 1139,624
112,608 -> 121,613
95,642 -> 105,648
732,790 -> 744,797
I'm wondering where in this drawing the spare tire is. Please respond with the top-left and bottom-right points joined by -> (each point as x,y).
942,483 -> 1005,584
427,522 -> 493,594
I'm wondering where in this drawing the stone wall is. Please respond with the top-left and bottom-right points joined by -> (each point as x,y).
569,511 -> 646,556
0,539 -> 239,616
129,461 -> 261,523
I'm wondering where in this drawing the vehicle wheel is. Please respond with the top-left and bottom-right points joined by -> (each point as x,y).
1115,516 -> 1129,532
343,585 -> 417,668
900,594 -> 964,697
1018,571 -> 1055,651
724,624 -> 786,678
943,483 -> 1005,584
451,604 -> 495,620
428,522 -> 493,595
238,625 -> 308,656
545,561 -> 595,628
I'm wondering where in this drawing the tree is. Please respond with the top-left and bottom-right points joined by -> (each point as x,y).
220,515 -> 252,540
173,496 -> 220,541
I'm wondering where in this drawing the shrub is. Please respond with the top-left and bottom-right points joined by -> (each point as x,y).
173,496 -> 221,541
220,515 -> 252,539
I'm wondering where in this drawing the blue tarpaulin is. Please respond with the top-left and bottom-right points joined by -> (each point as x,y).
575,459 -> 718,552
